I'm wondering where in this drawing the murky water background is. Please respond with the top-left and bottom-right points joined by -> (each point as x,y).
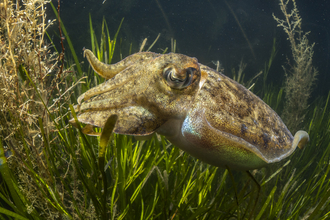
48,0 -> 329,98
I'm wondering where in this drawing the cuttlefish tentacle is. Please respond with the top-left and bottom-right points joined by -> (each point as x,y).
84,49 -> 159,79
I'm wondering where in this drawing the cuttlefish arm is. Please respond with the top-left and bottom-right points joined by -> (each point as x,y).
84,49 -> 159,80
71,50 -> 162,136
79,49 -> 159,104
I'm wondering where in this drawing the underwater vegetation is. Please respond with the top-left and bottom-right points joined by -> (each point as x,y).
0,0 -> 329,219
273,0 -> 318,133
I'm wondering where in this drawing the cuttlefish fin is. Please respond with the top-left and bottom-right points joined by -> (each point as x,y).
83,49 -> 159,79
292,130 -> 309,150
134,133 -> 154,141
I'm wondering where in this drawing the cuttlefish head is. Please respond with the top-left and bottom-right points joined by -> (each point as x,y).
70,49 -> 309,170
70,49 -> 205,136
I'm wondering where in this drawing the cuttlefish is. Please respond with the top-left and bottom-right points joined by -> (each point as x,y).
70,49 -> 309,170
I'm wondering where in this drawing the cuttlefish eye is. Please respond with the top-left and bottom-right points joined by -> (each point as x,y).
163,66 -> 196,89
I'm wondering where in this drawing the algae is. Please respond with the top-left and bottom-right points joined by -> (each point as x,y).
273,0 -> 318,132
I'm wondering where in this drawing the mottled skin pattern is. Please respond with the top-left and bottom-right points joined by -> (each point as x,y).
70,49 -> 309,170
